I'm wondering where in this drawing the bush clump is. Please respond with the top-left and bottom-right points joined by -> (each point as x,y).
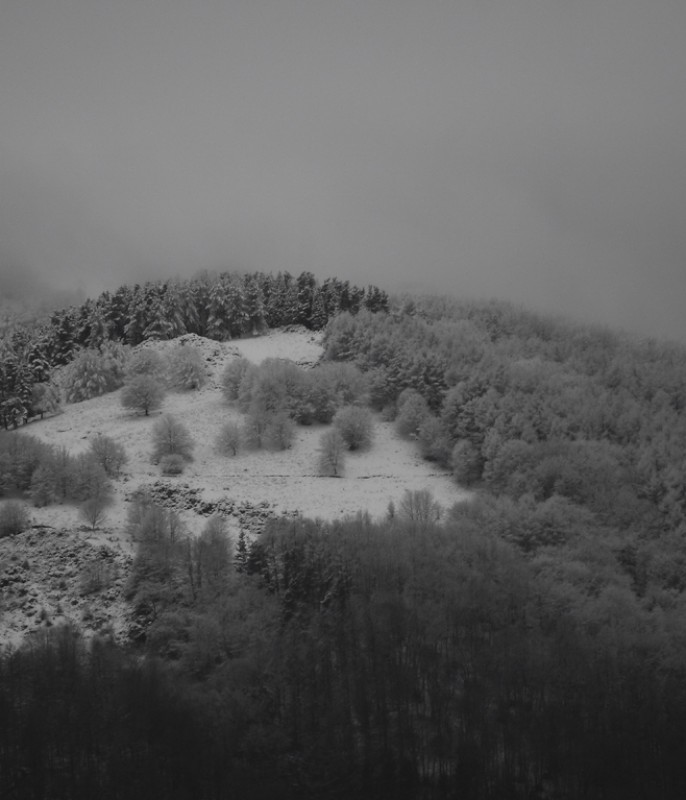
0,500 -> 30,538
160,454 -> 186,476
333,406 -> 374,451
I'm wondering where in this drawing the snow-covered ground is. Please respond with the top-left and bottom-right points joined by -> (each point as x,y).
1,326 -> 470,649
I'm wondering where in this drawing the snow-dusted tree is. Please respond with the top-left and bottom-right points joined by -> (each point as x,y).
121,374 -> 166,416
206,277 -> 232,341
72,454 -> 113,503
264,412 -> 295,451
395,389 -> 430,439
124,290 -> 149,345
30,381 -> 61,420
242,408 -> 272,450
63,349 -> 110,403
125,348 -> 165,379
143,298 -> 177,341
243,274 -> 267,334
220,357 -> 253,404
333,405 -> 374,451
89,434 -> 128,477
63,343 -> 128,403
159,282 -> 187,338
85,302 -> 112,348
167,343 -> 207,391
225,279 -> 247,339
296,271 -> 317,328
216,421 -> 242,456
309,290 -> 328,331
150,414 -> 194,463
317,429 -> 346,477
80,494 -> 110,531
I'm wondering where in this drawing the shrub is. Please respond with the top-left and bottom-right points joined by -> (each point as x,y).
333,406 -> 374,451
151,414 -> 195,463
89,434 -> 128,477
0,500 -> 30,538
160,454 -> 185,475
167,344 -> 207,391
318,429 -> 346,477
216,421 -> 242,456
121,374 -> 166,416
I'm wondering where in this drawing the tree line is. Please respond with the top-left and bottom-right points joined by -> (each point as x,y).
2,507 -> 686,798
0,271 -> 388,429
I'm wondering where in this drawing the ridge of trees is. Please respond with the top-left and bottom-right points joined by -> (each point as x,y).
0,271 -> 388,428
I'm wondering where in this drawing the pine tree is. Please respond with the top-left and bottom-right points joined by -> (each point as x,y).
125,289 -> 149,346
243,274 -> 267,334
225,279 -> 247,338
143,299 -> 176,341
296,271 -> 317,328
309,289 -> 328,331
206,277 -> 232,341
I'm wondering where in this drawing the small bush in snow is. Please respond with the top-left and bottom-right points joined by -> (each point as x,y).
160,454 -> 185,475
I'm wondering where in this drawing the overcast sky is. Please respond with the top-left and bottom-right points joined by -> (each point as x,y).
1,0 -> 685,341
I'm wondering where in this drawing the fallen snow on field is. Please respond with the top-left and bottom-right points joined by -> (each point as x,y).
2,326 -> 470,649
22,326 -> 468,533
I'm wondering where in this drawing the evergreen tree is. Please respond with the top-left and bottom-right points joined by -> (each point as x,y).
243,274 -> 267,334
296,271 -> 317,328
206,276 -> 232,341
225,278 -> 248,338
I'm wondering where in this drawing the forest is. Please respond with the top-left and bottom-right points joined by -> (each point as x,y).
1,274 -> 686,799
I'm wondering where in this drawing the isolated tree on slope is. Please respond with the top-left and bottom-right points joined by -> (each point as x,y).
89,434 -> 128,477
30,381 -> 61,420
167,344 -> 207,391
318,429 -> 346,477
121,375 -> 166,416
151,414 -> 194,463
333,406 -> 374,451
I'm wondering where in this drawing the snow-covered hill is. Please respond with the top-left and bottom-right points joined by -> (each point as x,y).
1,326 -> 469,650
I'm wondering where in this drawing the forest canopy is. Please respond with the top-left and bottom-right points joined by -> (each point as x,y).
2,276 -> 686,799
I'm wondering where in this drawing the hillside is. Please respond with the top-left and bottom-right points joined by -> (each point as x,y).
1,326 -> 467,650
3,284 -> 686,799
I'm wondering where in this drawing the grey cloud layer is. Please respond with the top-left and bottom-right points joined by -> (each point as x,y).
1,0 -> 685,340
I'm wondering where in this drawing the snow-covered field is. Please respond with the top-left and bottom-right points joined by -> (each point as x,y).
23,327 -> 468,534
1,327 -> 469,649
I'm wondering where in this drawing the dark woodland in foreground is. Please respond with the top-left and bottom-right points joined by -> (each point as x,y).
2,270 -> 686,799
